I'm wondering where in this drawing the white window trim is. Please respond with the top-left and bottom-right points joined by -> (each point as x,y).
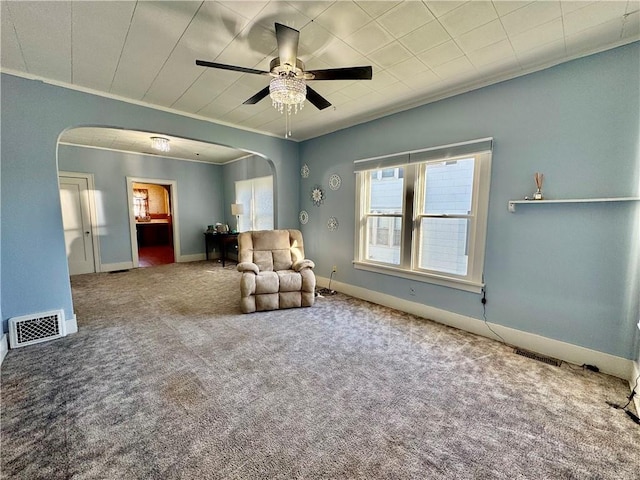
352,260 -> 485,293
354,146 -> 492,294
235,175 -> 274,232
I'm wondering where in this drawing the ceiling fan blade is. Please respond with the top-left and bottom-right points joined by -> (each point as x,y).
305,86 -> 332,110
196,60 -> 270,76
306,66 -> 373,81
243,86 -> 270,105
275,23 -> 299,70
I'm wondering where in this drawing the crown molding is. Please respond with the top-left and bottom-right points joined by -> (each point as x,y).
293,37 -> 640,141
0,68 -> 294,142
3,37 -> 638,143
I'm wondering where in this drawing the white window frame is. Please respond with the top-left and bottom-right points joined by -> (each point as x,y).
354,140 -> 492,293
235,175 -> 274,232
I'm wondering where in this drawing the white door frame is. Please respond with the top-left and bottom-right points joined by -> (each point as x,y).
58,171 -> 102,273
126,177 -> 180,267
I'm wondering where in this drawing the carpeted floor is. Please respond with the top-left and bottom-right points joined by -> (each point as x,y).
1,261 -> 639,479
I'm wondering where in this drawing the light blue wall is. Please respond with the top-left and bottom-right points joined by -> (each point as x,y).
222,155 -> 275,228
58,145 -> 224,263
1,73 -> 298,329
2,44 -> 638,360
299,42 -> 640,359
0,128 -> 2,332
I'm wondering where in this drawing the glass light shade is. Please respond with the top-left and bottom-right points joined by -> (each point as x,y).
269,76 -> 306,114
151,136 -> 170,152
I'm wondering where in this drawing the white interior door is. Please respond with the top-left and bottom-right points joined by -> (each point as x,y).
60,175 -> 95,275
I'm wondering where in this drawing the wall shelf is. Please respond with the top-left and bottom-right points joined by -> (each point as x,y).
508,197 -> 640,212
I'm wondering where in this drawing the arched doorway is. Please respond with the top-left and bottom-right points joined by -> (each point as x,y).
57,126 -> 276,273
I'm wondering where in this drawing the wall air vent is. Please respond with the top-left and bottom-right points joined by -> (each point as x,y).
514,348 -> 562,367
9,310 -> 65,348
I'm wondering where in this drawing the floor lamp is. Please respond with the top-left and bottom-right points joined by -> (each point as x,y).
231,203 -> 244,232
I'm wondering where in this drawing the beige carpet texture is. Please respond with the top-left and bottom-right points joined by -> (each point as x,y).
1,261 -> 639,479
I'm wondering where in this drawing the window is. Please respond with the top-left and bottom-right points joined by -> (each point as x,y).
235,175 -> 274,231
354,139 -> 492,293
133,189 -> 149,218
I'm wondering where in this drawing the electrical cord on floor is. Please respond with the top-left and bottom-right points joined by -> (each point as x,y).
606,372 -> 640,426
565,363 -> 601,373
316,270 -> 336,297
481,288 -> 507,344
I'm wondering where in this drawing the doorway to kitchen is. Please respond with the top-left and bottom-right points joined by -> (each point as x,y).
127,177 -> 179,268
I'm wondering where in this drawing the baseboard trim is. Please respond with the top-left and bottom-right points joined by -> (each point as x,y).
65,315 -> 78,335
177,253 -> 206,263
101,261 -> 134,272
316,276 -> 634,380
0,334 -> 8,366
632,360 -> 640,414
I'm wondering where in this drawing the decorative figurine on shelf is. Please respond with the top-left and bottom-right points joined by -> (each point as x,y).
533,172 -> 544,200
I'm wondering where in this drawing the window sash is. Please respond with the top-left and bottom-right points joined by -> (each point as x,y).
235,175 -> 274,232
415,216 -> 472,277
412,158 -> 477,278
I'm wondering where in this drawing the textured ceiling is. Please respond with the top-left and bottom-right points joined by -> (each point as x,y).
58,127 -> 252,164
3,1 -> 639,160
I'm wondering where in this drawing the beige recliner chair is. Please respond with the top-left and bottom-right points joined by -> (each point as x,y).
236,229 -> 316,313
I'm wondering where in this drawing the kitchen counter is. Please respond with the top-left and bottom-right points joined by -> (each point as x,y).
136,219 -> 169,224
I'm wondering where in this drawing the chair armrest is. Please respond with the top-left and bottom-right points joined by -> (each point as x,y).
293,259 -> 315,271
237,262 -> 259,274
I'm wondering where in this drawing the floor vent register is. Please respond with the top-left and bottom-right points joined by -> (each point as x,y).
8,310 -> 65,348
514,348 -> 562,367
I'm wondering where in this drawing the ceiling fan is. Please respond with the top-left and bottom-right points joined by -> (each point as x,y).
196,22 -> 373,113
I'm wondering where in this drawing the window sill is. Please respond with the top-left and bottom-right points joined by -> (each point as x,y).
352,261 -> 484,294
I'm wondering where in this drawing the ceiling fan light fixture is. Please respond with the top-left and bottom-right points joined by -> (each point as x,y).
196,22 -> 372,138
151,136 -> 170,152
269,76 -> 306,114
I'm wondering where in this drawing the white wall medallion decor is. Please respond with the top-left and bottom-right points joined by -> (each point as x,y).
329,173 -> 341,190
327,216 -> 339,231
311,186 -> 325,207
299,210 -> 309,224
301,164 -> 310,178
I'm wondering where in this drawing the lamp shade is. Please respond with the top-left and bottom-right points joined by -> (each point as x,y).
231,203 -> 244,216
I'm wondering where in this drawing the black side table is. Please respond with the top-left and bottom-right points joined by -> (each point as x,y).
204,232 -> 239,267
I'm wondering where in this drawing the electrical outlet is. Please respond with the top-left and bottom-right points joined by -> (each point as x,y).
332,265 -> 337,273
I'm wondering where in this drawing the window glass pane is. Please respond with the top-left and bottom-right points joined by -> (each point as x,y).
235,179 -> 253,232
253,176 -> 274,230
366,216 -> 401,265
418,217 -> 468,275
423,158 -> 474,215
368,167 -> 404,214
235,176 -> 273,231
376,217 -> 389,245
393,217 -> 402,246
